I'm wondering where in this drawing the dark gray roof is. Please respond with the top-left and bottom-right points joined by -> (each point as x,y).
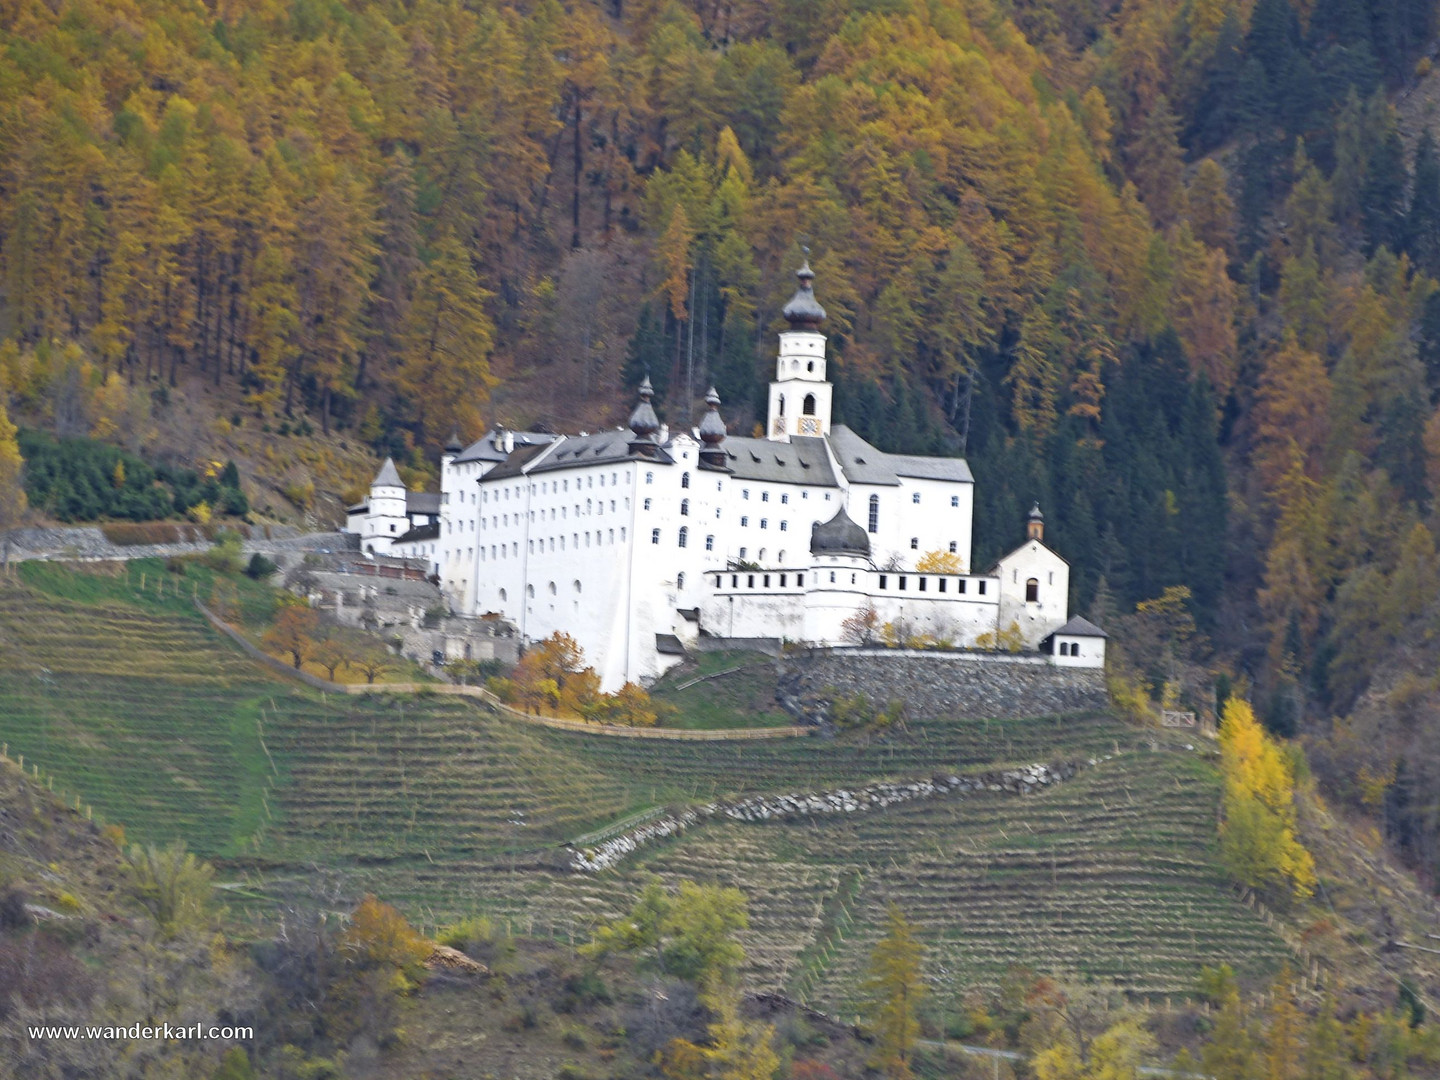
656,633 -> 687,656
394,521 -> 440,544
482,441 -> 559,480
826,425 -> 973,485
483,430 -> 674,481
810,507 -> 870,557
782,261 -> 827,328
1051,616 -> 1108,639
721,436 -> 838,486
452,429 -> 557,465
346,501 -> 368,515
406,492 -> 441,515
535,430 -> 670,473
373,457 -> 404,488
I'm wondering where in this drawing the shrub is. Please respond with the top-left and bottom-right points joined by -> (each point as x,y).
122,841 -> 216,935
246,553 -> 277,580
339,895 -> 431,987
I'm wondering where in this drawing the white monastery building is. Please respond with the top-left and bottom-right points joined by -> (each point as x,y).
345,262 -> 1106,688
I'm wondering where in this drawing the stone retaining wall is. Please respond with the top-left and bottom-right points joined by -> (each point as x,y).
0,525 -> 355,564
780,648 -> 1108,721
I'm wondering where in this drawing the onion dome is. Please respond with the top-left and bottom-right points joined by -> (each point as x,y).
698,387 -> 728,468
698,387 -> 727,445
810,506 -> 870,558
1026,502 -> 1045,541
444,429 -> 463,454
782,260 -> 827,330
629,376 -> 661,440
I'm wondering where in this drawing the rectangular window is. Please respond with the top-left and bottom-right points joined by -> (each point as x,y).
763,574 -> 771,587
918,577 -> 926,592
779,574 -> 787,586
797,574 -> 804,586
879,575 -> 888,589
938,579 -> 947,593
748,575 -> 755,588
899,576 -> 907,590
731,575 -> 738,587
978,580 -> 986,595
958,579 -> 966,593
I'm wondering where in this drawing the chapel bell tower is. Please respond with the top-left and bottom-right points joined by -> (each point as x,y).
767,260 -> 833,442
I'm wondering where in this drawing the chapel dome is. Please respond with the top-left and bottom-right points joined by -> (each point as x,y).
782,260 -> 827,330
810,506 -> 871,558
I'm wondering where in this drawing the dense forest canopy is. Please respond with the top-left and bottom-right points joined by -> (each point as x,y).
6,0 -> 1440,881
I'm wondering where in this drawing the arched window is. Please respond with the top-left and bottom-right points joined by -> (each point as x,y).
758,548 -> 767,562
806,360 -> 814,372
547,581 -> 557,595
499,588 -> 507,602
651,528 -> 661,544
760,519 -> 768,529
645,471 -> 654,484
574,580 -> 582,593
681,472 -> 690,489
678,526 -> 688,548
677,572 -> 686,590
778,396 -> 785,416
1026,578 -> 1039,602
680,499 -> 690,516
868,494 -> 879,533
526,584 -> 535,598
779,521 -> 788,531
803,393 -> 816,416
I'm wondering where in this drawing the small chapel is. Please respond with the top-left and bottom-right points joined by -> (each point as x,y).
346,262 -> 1106,689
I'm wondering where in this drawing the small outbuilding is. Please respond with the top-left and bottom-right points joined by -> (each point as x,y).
1041,615 -> 1108,669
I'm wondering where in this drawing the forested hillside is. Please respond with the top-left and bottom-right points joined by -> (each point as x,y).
4,0 -> 1440,883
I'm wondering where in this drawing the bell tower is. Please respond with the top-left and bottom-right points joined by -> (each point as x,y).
767,260 -> 833,442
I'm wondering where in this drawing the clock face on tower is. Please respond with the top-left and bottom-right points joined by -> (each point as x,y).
797,417 -> 821,436
772,417 -> 787,436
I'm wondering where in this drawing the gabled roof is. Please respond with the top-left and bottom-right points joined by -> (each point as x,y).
452,429 -> 557,465
1050,615 -> 1108,639
534,430 -> 674,473
825,425 -> 973,486
721,435 -> 838,485
373,457 -> 404,488
986,537 -> 1070,574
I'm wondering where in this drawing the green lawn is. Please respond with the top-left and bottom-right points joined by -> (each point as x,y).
649,651 -> 796,729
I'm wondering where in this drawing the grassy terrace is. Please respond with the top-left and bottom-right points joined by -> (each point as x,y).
0,562 -> 1290,1002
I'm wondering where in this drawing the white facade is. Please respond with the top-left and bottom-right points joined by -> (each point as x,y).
408,263 -> 1100,689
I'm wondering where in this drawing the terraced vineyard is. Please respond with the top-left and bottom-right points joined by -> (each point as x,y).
0,562 -> 1292,1004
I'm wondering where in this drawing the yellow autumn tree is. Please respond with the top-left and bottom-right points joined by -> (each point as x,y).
1217,699 -> 1316,899
0,398 -> 26,530
915,550 -> 961,573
